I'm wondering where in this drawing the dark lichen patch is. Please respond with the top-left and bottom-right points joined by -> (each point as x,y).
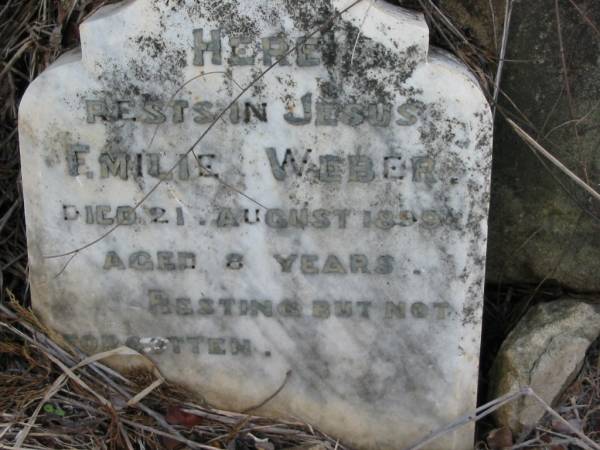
283,0 -> 335,31
133,35 -> 167,59
167,0 -> 261,39
314,21 -> 423,107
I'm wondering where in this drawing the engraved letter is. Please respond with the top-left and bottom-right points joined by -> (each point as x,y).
297,36 -> 321,66
172,100 -> 189,123
313,301 -> 330,318
176,298 -> 194,315
339,104 -> 365,127
348,155 -> 375,183
289,209 -> 309,228
265,209 -> 288,228
149,290 -> 171,315
284,93 -> 312,125
262,34 -> 289,65
277,300 -> 302,317
244,103 -> 267,122
316,101 -> 338,126
157,251 -> 176,271
322,254 -> 347,274
266,148 -> 304,181
192,101 -> 215,124
96,205 -> 113,225
193,29 -> 222,65
208,338 -> 227,355
230,36 -> 255,66
147,154 -> 173,180
116,206 -> 136,225
198,298 -> 215,315
219,298 -> 235,315
231,339 -> 251,356
412,157 -> 436,183
86,100 -> 109,123
274,254 -> 297,273
67,144 -> 89,176
130,251 -> 154,271
116,100 -> 135,120
142,101 -> 166,124
375,255 -> 394,275
357,301 -> 372,318
103,251 -> 125,270
319,155 -> 343,183
301,255 -> 319,274
334,301 -> 353,318
217,208 -> 240,227
350,254 -> 370,274
385,301 -> 406,319
396,102 -> 419,126
433,302 -> 451,320
250,300 -> 273,317
99,152 -> 129,180
178,252 -> 196,270
311,209 -> 331,228
411,302 -> 429,318
367,103 -> 391,127
168,336 -> 184,353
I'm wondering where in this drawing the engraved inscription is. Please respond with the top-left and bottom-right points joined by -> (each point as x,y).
84,96 -> 424,128
147,290 -> 452,321
64,333 -> 252,356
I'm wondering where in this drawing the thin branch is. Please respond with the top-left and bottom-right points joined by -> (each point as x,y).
493,0 -> 513,121
488,0 -> 498,52
567,0 -> 600,40
242,370 -> 292,414
506,119 -> 600,203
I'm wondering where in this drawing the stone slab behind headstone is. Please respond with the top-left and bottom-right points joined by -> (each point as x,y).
438,0 -> 600,292
18,1 -> 492,448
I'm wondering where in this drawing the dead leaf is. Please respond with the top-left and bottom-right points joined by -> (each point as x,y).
165,406 -> 203,428
551,417 -> 582,434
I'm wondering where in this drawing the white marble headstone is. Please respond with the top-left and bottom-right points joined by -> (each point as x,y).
19,1 -> 492,448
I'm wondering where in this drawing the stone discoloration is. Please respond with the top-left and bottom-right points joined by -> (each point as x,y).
19,1 -> 492,449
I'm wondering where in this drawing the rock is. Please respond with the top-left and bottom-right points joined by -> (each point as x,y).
486,0 -> 600,292
490,299 -> 600,432
431,0 -> 600,292
439,0 -> 505,53
438,0 -> 600,292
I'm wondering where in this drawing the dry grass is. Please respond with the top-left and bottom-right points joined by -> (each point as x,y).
0,296 -> 349,450
2,295 -> 599,449
0,0 -> 119,301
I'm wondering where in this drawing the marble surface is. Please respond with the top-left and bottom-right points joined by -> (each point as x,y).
18,1 -> 493,448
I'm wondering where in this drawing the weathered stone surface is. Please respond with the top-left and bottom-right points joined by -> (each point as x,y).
490,299 -> 600,432
18,1 -> 492,448
439,0 -> 600,292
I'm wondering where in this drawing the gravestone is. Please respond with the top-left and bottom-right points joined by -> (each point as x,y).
18,1 -> 492,448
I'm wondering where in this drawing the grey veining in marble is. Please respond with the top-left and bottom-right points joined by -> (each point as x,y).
19,1 -> 493,448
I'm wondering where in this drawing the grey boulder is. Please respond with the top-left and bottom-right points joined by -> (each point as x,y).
490,299 -> 600,432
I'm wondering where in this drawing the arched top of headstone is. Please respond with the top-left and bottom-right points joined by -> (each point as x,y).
80,0 -> 430,73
